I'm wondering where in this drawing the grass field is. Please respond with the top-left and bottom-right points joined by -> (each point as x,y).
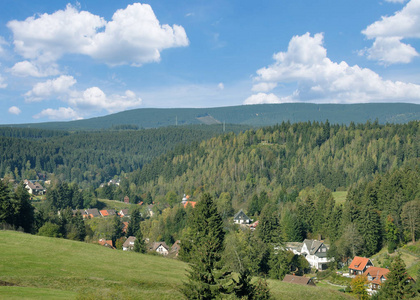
332,191 -> 347,205
0,230 -> 355,299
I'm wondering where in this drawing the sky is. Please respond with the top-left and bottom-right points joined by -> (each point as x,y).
0,0 -> 419,124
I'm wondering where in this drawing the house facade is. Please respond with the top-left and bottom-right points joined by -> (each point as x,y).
364,266 -> 389,290
149,242 -> 169,255
24,180 -> 45,195
233,209 -> 251,224
286,239 -> 332,270
349,256 -> 373,276
123,236 -> 136,251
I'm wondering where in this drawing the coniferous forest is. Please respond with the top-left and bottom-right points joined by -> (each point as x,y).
0,119 -> 419,298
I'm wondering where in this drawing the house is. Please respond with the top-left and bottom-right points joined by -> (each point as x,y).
99,210 -> 109,217
97,239 -> 115,249
249,220 -> 259,230
169,240 -> 181,258
24,180 -> 45,195
233,209 -> 251,224
123,236 -> 136,251
149,241 -> 170,256
349,256 -> 373,276
106,209 -> 116,216
119,209 -> 130,217
298,239 -> 333,270
282,274 -> 316,286
85,208 -> 100,218
364,267 -> 390,290
183,201 -> 196,209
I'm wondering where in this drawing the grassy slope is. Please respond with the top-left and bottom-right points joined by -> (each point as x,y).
0,231 -> 355,300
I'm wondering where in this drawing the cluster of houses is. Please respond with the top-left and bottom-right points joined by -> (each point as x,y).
348,256 -> 392,294
97,236 -> 181,258
71,208 -> 131,219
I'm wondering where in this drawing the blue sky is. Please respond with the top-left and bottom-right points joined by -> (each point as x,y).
0,0 -> 419,124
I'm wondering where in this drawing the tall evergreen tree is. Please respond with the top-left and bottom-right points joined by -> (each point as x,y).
134,227 -> 146,253
379,254 -> 416,299
181,193 -> 230,299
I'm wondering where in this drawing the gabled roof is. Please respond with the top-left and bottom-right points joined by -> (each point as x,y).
234,209 -> 250,220
99,210 -> 109,217
282,274 -> 316,286
349,256 -> 372,271
302,239 -> 324,255
85,208 -> 100,217
364,267 -> 390,285
150,241 -> 169,251
123,236 -> 136,248
119,209 -> 130,217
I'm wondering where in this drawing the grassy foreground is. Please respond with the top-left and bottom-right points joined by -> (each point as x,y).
0,231 -> 354,299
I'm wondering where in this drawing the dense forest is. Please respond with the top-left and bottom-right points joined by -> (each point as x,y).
0,120 -> 419,298
0,125 -> 248,188
122,120 -> 419,208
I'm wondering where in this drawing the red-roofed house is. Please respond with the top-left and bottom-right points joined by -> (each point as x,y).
99,210 -> 109,217
97,239 -> 115,249
364,267 -> 390,290
349,256 -> 373,276
183,201 -> 196,208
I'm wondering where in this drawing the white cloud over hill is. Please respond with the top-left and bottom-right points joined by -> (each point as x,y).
245,32 -> 420,105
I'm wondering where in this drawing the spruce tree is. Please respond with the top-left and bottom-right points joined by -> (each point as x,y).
380,254 -> 416,299
134,227 -> 146,253
181,193 -> 230,299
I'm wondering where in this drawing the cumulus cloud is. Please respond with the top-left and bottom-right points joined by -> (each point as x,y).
7,3 -> 189,66
245,32 -> 420,104
69,88 -> 142,113
9,61 -> 60,77
25,75 -> 143,120
8,106 -> 21,115
33,107 -> 81,120
361,0 -> 420,64
25,75 -> 76,101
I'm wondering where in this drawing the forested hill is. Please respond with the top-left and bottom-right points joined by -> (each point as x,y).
4,103 -> 420,130
0,125 -> 247,187
127,121 -> 419,208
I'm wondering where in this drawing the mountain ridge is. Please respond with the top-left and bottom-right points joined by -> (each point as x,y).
2,103 -> 419,130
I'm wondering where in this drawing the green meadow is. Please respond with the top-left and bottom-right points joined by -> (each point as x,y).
0,231 -> 355,299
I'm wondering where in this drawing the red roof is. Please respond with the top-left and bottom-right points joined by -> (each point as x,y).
184,201 -> 196,208
349,256 -> 371,271
100,210 -> 109,217
364,267 -> 390,285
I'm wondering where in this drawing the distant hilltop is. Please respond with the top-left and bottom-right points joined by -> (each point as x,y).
2,103 -> 419,130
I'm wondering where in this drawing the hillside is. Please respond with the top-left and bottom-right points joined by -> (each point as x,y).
0,231 -> 354,299
3,103 -> 419,130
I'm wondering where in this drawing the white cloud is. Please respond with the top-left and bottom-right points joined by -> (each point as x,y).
218,82 -> 224,90
69,88 -> 142,113
8,3 -> 188,66
246,32 -> 420,104
25,75 -> 76,102
33,107 -> 81,120
9,61 -> 60,77
361,0 -> 420,64
251,82 -> 278,92
385,0 -> 408,3
360,37 -> 418,64
8,106 -> 21,115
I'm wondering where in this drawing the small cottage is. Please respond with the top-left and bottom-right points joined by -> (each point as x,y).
233,209 -> 251,224
349,256 -> 373,276
282,274 -> 316,286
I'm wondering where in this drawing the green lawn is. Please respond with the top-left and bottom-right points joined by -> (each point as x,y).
332,191 -> 347,205
0,230 -> 356,299
97,198 -> 135,211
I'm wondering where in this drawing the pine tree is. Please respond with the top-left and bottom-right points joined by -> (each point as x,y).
181,193 -> 230,299
134,227 -> 146,253
380,254 -> 416,299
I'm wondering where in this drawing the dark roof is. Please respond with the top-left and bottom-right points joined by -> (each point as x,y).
233,209 -> 250,220
85,208 -> 100,217
282,274 -> 316,286
302,239 -> 328,257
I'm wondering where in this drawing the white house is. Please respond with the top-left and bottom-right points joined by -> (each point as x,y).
286,239 -> 333,270
233,209 -> 251,224
149,242 -> 170,255
123,236 -> 136,251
